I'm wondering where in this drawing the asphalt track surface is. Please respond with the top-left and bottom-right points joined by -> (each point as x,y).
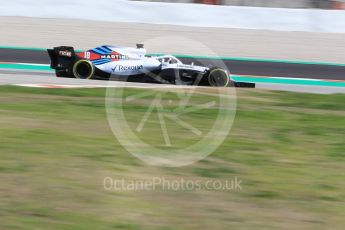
1,48 -> 345,94
1,69 -> 344,94
1,48 -> 345,80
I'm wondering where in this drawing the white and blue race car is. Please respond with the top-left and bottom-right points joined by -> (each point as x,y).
48,44 -> 254,87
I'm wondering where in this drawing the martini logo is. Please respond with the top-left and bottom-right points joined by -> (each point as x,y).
101,54 -> 129,60
112,65 -> 144,72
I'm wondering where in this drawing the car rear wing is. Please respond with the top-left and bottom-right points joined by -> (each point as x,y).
47,46 -> 76,70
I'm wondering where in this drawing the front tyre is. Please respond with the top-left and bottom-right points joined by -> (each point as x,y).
72,60 -> 95,79
207,67 -> 230,87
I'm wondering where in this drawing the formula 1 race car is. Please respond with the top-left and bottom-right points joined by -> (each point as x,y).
48,44 -> 255,87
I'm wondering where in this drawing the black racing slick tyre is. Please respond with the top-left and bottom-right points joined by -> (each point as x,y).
72,60 -> 95,79
207,67 -> 230,87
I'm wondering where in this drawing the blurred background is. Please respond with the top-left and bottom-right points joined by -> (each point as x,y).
0,0 -> 344,229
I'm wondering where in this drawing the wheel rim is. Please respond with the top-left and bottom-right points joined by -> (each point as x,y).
73,60 -> 95,79
208,69 -> 229,87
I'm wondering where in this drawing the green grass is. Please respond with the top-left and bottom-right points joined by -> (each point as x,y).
0,86 -> 344,229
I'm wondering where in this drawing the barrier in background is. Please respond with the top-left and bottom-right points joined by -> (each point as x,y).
333,0 -> 345,9
1,0 -> 345,33
135,0 -> 345,9
195,0 -> 219,4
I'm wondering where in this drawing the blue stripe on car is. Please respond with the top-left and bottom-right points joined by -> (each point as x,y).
91,49 -> 104,55
92,60 -> 109,64
92,59 -> 111,65
92,48 -> 108,55
102,46 -> 112,52
96,47 -> 110,54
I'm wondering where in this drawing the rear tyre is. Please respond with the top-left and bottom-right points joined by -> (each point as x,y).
207,67 -> 230,87
72,60 -> 95,79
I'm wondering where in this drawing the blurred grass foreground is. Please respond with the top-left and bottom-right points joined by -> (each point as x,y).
0,86 -> 344,229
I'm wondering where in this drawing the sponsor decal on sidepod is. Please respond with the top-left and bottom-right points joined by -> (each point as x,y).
112,65 -> 144,72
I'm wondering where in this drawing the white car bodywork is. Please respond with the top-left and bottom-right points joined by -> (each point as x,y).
81,45 -> 209,76
48,44 -> 242,87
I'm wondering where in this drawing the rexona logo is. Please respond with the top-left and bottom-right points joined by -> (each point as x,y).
112,65 -> 144,72
101,54 -> 129,60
